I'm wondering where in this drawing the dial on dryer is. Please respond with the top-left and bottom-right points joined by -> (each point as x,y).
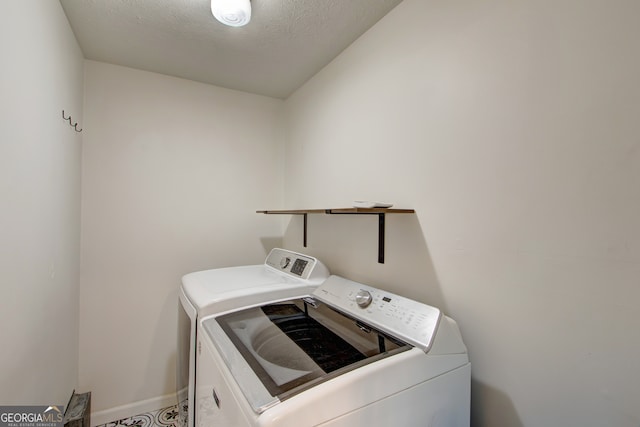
280,257 -> 291,269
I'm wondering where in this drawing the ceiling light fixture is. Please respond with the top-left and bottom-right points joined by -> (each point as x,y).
211,0 -> 251,27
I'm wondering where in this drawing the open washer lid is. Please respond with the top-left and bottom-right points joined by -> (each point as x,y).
204,295 -> 411,413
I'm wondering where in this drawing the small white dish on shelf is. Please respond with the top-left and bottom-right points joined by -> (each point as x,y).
352,201 -> 394,209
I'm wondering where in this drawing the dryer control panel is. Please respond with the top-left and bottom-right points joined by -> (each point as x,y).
313,275 -> 442,353
265,248 -> 324,281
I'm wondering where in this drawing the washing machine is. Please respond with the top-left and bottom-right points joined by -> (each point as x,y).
196,275 -> 471,427
178,249 -> 329,427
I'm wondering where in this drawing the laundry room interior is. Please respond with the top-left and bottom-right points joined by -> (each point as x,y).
1,1 -> 639,426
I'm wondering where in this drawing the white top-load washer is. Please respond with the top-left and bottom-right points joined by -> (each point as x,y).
196,275 -> 471,427
178,249 -> 329,427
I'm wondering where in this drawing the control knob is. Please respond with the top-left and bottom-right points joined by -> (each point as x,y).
355,290 -> 373,308
280,257 -> 291,269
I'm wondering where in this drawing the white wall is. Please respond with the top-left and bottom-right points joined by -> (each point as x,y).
4,2 -> 637,425
283,0 -> 640,426
80,61 -> 284,413
0,1 -> 83,405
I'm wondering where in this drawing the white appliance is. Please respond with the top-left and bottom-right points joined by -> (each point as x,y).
178,249 -> 330,427
196,275 -> 471,427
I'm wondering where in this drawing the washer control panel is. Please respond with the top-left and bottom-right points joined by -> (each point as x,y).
265,248 -> 315,279
313,275 -> 442,352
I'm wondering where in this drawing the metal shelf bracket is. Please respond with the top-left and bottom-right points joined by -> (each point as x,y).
257,208 -> 414,264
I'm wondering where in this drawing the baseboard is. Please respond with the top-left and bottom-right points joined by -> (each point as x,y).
90,394 -> 177,427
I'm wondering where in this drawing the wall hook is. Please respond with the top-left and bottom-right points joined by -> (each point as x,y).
62,110 -> 82,133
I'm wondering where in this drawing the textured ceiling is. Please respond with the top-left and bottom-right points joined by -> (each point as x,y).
59,0 -> 403,99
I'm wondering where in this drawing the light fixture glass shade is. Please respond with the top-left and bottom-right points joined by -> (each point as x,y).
211,0 -> 251,27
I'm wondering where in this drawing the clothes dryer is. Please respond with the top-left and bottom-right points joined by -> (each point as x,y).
177,249 -> 329,427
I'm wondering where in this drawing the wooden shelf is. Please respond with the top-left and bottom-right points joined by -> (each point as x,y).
256,208 -> 415,263
257,208 -> 415,214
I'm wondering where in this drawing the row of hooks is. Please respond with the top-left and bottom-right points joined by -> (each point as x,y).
62,110 -> 82,132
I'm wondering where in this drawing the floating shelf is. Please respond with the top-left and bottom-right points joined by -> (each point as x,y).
256,208 -> 415,263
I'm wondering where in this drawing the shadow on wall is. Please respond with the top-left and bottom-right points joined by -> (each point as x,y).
471,379 -> 523,427
139,289 -> 180,407
278,212 -> 449,314
260,236 -> 284,256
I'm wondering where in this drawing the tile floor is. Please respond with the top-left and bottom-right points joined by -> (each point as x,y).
96,405 -> 178,427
